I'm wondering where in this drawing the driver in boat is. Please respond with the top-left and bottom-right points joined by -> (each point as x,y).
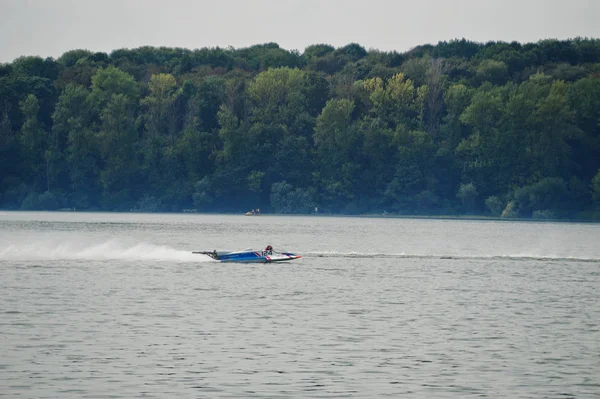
264,245 -> 273,255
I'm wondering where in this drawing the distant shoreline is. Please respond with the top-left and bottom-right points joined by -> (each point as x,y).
1,209 -> 598,224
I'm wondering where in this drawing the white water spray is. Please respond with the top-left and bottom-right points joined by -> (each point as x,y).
0,237 -> 212,262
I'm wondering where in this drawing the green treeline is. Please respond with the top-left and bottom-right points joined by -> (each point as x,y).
1,39 -> 600,219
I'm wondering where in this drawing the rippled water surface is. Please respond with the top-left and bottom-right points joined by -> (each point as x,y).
1,212 -> 599,398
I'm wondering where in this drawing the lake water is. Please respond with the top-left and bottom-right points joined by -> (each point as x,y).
1,212 -> 599,398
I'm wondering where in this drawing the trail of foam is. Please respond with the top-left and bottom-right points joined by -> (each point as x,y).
0,239 -> 213,263
304,251 -> 600,263
3,241 -> 597,264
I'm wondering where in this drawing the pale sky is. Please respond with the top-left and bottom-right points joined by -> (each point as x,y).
1,0 -> 599,63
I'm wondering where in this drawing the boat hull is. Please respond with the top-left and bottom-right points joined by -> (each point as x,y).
192,250 -> 301,263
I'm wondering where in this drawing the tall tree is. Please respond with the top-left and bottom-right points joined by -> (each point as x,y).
89,66 -> 139,110
98,93 -> 138,209
313,98 -> 360,210
53,84 -> 100,208
0,102 -> 21,207
19,94 -> 48,192
142,73 -> 180,138
423,58 -> 446,139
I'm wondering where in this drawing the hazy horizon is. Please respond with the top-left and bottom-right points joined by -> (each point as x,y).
1,0 -> 600,63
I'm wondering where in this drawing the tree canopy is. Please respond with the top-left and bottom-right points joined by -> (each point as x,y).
1,38 -> 600,219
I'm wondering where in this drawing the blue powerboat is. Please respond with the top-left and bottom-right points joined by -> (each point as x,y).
192,248 -> 301,263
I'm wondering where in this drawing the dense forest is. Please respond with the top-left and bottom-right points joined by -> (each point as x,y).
1,38 -> 600,219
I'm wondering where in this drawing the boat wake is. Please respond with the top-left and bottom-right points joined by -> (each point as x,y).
2,241 -> 597,264
0,239 -> 212,263
304,251 -> 600,263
